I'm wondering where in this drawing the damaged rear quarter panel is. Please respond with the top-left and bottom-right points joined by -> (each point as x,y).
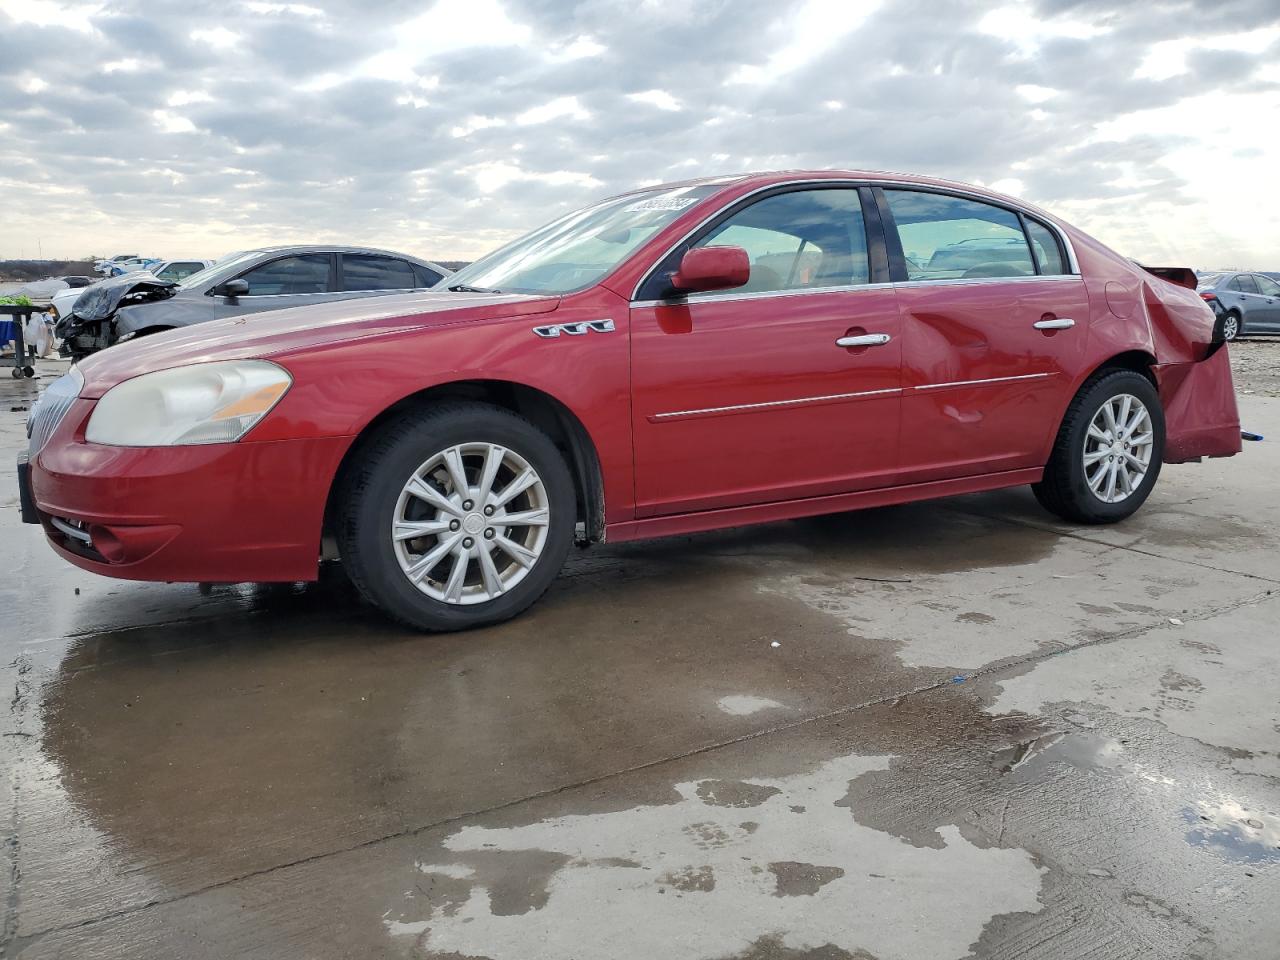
1071,230 -> 1241,465
1143,276 -> 1241,463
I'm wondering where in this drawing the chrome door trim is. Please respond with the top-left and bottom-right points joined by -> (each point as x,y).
913,373 -> 1053,391
629,177 -> 1081,301
651,387 -> 902,422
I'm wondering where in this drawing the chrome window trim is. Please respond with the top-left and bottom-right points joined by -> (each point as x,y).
893,275 -> 1082,290
633,280 -> 895,310
629,177 -> 1081,301
632,274 -> 1079,310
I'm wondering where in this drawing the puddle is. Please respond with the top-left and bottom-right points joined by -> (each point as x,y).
1183,799 -> 1280,864
717,695 -> 786,716
383,751 -> 1045,959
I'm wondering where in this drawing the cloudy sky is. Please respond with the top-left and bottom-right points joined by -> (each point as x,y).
1,0 -> 1277,269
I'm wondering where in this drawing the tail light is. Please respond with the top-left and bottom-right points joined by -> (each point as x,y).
1199,292 -> 1218,301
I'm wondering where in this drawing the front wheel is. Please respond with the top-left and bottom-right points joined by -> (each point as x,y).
1032,369 -> 1165,524
336,402 -> 576,631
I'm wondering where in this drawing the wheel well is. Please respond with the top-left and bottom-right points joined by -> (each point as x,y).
1093,350 -> 1157,387
324,380 -> 606,546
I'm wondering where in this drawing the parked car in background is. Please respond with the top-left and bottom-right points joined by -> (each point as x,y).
93,255 -> 139,275
54,245 -> 451,360
104,257 -> 163,277
21,170 -> 1240,632
1196,272 -> 1280,339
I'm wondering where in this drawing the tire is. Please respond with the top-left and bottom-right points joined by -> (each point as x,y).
336,402 -> 576,631
1223,310 -> 1242,341
1032,369 -> 1165,524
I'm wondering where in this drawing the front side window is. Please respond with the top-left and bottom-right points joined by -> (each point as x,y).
443,184 -> 723,295
238,254 -> 331,296
1252,274 -> 1280,296
692,189 -> 869,295
885,190 -> 1036,281
342,255 -> 415,291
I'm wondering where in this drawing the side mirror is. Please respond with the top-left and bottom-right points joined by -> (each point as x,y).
220,278 -> 250,299
669,246 -> 750,294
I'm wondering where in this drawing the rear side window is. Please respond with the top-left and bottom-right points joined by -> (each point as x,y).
693,188 -> 870,294
884,190 -> 1035,281
1025,219 -> 1068,275
413,263 -> 444,288
158,261 -> 205,281
239,255 -> 331,295
1228,275 -> 1260,294
343,255 -> 416,291
1252,275 -> 1280,296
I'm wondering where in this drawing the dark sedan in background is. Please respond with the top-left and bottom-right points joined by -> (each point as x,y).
1197,271 -> 1280,339
56,245 -> 451,360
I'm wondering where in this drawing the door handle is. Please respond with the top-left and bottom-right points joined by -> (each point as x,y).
835,333 -> 891,348
1033,318 -> 1075,330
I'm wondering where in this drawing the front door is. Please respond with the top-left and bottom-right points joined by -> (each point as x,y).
878,188 -> 1090,483
630,187 -> 902,517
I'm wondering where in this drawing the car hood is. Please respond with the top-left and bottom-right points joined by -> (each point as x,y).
75,291 -> 561,397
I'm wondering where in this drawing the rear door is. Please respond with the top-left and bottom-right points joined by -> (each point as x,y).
878,187 -> 1090,484
338,254 -> 435,298
629,186 -> 902,516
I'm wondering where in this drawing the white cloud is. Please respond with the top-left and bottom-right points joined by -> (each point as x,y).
466,161 -> 601,194
167,90 -> 213,107
152,110 -> 198,134
515,96 -> 590,126
1134,27 -> 1280,81
102,58 -> 145,74
1015,84 -> 1058,104
191,27 -> 240,49
551,36 -> 606,61
0,0 -> 100,32
728,0 -> 881,84
978,2 -> 1108,56
20,76 -> 49,94
627,90 -> 682,111
451,116 -> 507,138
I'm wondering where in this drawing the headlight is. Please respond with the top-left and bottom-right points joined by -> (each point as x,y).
85,360 -> 292,446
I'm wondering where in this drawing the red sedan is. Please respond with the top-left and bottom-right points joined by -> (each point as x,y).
20,170 -> 1241,631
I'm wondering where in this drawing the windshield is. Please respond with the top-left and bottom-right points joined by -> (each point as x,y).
443,184 -> 724,295
178,251 -> 256,290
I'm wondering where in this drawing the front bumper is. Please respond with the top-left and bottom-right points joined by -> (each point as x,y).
26,398 -> 351,582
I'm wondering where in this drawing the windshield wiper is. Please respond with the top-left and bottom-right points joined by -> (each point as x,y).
447,283 -> 501,294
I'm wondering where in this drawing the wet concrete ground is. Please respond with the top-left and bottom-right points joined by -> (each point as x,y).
2,356 -> 1277,959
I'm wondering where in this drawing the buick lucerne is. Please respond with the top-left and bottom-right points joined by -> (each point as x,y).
19,171 -> 1242,630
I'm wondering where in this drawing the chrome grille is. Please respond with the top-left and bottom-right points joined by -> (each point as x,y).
27,368 -> 83,457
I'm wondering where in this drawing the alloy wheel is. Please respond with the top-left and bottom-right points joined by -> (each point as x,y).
392,442 -> 551,604
1082,393 -> 1154,504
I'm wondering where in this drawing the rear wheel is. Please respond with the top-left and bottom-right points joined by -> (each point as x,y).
1223,310 -> 1241,341
1032,369 -> 1164,524
337,403 -> 575,631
